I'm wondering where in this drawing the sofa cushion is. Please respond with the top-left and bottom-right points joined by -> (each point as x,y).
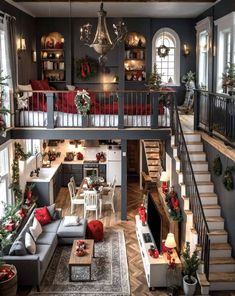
57,218 -> 86,238
9,240 -> 27,256
47,203 -> 57,220
36,244 -> 53,272
30,217 -> 42,241
36,231 -> 57,246
25,232 -> 36,254
63,216 -> 80,227
34,207 -> 52,225
42,219 -> 61,233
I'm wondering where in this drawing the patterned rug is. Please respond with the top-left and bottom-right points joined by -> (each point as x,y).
30,229 -> 130,296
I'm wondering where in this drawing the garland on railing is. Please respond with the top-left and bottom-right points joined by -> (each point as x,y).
223,167 -> 234,191
165,187 -> 182,221
213,155 -> 222,176
74,89 -> 91,115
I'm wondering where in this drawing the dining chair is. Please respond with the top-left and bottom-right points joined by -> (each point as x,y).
100,179 -> 116,216
70,176 -> 79,195
103,175 -> 116,192
84,190 -> 99,220
68,181 -> 84,214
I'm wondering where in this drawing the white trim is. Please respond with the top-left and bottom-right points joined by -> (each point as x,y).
152,27 -> 180,86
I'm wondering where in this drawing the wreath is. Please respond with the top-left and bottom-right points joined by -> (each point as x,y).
74,89 -> 91,115
213,155 -> 222,176
158,44 -> 170,58
76,56 -> 98,80
165,188 -> 182,221
223,167 -> 234,191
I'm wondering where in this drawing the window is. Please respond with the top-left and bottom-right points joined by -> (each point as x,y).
215,12 -> 235,92
152,28 -> 180,86
25,139 -> 41,155
0,147 -> 10,218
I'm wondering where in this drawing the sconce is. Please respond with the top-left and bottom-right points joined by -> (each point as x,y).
17,37 -> 26,58
183,44 -> 190,56
32,50 -> 37,63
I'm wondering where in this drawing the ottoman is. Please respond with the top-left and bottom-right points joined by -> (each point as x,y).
86,220 -> 104,242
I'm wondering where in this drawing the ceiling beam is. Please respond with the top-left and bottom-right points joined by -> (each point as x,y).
13,0 -> 217,3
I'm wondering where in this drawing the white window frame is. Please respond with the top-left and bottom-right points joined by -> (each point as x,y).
214,12 -> 235,92
196,17 -> 213,91
152,27 -> 180,86
0,146 -> 11,218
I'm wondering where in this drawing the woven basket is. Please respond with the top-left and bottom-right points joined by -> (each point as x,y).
0,264 -> 17,296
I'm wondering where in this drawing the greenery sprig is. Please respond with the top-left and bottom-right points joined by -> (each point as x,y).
165,188 -> 183,221
223,167 -> 234,191
213,155 -> 223,176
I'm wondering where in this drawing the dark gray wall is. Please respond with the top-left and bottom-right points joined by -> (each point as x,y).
1,0 -> 37,84
203,140 -> 235,253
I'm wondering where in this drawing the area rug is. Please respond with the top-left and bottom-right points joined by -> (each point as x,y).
30,229 -> 130,296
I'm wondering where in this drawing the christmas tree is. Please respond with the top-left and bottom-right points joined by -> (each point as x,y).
146,63 -> 162,91
0,70 -> 10,135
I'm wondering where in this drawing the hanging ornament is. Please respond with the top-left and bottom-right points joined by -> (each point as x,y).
158,31 -> 170,58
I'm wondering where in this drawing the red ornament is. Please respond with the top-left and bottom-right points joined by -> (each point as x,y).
16,208 -> 26,219
153,249 -> 159,258
5,222 -> 15,232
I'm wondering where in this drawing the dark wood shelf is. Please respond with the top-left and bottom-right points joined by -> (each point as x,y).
48,80 -> 66,83
43,69 -> 65,72
41,48 -> 64,51
41,59 -> 64,62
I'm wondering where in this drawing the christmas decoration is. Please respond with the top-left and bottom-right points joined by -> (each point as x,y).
222,63 -> 235,94
146,63 -> 162,91
213,155 -> 222,176
165,187 -> 182,221
15,92 -> 29,109
74,89 -> 91,115
137,204 -> 146,225
158,44 -> 170,58
0,70 -> 11,137
76,56 -> 98,80
223,167 -> 234,191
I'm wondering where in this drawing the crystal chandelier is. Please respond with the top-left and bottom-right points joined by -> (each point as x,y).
80,2 -> 127,64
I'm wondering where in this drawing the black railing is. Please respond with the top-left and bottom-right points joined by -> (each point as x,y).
14,90 -> 174,129
173,98 -> 210,280
195,90 -> 235,147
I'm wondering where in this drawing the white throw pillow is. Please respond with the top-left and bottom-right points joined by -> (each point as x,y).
25,232 -> 36,254
63,216 -> 80,227
66,85 -> 75,91
29,217 -> 42,241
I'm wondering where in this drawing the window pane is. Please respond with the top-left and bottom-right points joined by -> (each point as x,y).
0,178 -> 7,218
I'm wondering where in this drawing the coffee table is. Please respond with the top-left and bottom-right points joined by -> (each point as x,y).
69,239 -> 94,282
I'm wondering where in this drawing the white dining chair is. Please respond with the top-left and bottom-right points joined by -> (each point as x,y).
100,179 -> 116,216
68,181 -> 84,214
70,176 -> 79,195
103,175 -> 116,192
84,190 -> 99,220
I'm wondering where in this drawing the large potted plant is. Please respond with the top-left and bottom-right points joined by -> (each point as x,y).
181,242 -> 200,296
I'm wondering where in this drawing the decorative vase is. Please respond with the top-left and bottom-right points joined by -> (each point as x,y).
183,275 -> 197,296
0,264 -> 17,296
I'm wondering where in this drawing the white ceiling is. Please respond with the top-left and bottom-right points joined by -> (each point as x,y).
6,1 -> 216,18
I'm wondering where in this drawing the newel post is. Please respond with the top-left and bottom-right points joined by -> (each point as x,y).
46,93 -> 54,129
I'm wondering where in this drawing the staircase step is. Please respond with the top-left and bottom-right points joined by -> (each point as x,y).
200,193 -> 218,205
203,204 -> 221,216
210,243 -> 232,258
144,141 -> 159,148
148,165 -> 161,171
189,151 -> 206,161
149,172 -> 160,178
147,160 -> 161,166
184,133 -> 201,142
186,141 -> 203,152
196,181 -> 214,193
194,171 -> 211,182
208,229 -> 228,243
210,257 -> 235,272
191,161 -> 208,171
145,147 -> 160,153
206,216 -> 224,230
209,272 -> 235,290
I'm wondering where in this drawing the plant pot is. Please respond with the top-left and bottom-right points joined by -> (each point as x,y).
183,275 -> 197,296
0,264 -> 17,296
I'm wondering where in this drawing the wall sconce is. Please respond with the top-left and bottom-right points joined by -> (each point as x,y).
32,50 -> 37,63
17,37 -> 26,58
183,44 -> 190,56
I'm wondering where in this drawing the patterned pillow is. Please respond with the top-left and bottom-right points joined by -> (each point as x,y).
34,206 -> 52,225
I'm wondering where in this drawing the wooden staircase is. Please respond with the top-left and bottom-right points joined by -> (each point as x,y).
142,140 -> 162,186
172,132 -> 235,292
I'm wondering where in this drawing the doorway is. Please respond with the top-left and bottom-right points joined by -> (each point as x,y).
127,140 -> 140,182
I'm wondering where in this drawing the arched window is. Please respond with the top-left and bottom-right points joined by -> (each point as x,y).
152,28 -> 180,86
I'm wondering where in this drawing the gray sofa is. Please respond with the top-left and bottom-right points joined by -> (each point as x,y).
3,210 -> 87,290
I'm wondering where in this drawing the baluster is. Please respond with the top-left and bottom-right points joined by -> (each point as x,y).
46,92 -> 54,128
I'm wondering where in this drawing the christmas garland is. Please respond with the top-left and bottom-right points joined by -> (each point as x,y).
76,56 -> 98,80
74,89 -> 91,115
223,167 -> 234,191
158,44 -> 170,58
0,70 -> 11,137
165,188 -> 182,221
213,155 -> 222,176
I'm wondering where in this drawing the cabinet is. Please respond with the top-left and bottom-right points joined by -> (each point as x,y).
124,32 -> 146,82
29,181 -> 52,207
40,32 -> 65,83
53,164 -> 62,201
62,164 -> 83,187
135,215 -> 181,289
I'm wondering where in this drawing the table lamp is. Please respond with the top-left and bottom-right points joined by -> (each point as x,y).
160,171 -> 169,193
165,233 -> 176,257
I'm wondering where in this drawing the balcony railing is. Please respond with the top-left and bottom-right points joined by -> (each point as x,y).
195,90 -> 235,147
14,90 -> 175,129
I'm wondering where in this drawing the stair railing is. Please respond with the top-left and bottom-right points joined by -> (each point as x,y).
172,96 -> 210,280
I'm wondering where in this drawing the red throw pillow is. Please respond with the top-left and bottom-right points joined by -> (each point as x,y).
34,207 -> 52,225
31,79 -> 50,91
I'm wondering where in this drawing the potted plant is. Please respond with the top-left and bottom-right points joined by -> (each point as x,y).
222,63 -> 235,95
181,242 -> 200,296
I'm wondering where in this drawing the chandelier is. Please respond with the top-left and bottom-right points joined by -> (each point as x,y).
80,2 -> 127,64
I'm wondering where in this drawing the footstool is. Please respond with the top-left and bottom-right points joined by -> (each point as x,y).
86,220 -> 104,242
